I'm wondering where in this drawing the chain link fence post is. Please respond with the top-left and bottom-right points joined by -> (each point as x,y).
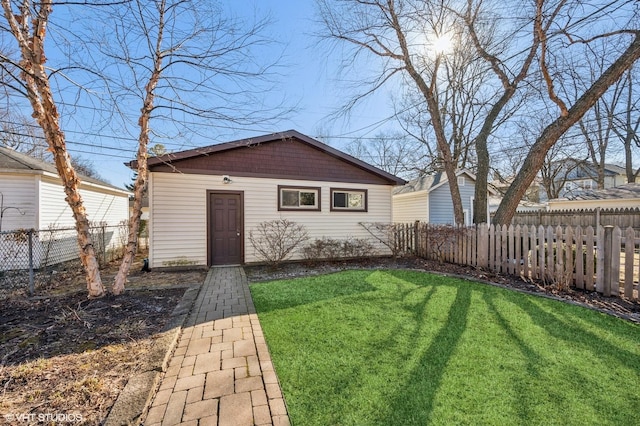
28,229 -> 34,296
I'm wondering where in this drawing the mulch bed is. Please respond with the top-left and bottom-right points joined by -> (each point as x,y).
0,288 -> 187,425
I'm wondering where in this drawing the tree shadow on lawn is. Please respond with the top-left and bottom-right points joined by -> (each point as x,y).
249,270 -> 378,313
376,272 -> 472,425
254,269 -> 640,425
378,272 -> 640,425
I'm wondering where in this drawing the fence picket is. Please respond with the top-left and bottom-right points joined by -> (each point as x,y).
538,225 -> 545,281
585,226 -> 595,291
501,225 -> 508,273
612,227 -> 622,296
522,225 -> 530,279
624,227 -> 635,298
391,222 -> 637,302
555,226 -> 564,285
546,226 -> 554,282
515,225 -> 522,276
597,226 -> 606,294
575,226 -> 584,289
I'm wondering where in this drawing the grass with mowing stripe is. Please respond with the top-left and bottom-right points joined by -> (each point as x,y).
250,270 -> 640,425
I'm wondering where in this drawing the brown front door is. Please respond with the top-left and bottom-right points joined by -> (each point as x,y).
209,191 -> 243,265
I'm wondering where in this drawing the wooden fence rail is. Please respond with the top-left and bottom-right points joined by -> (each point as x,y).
394,222 -> 640,302
494,207 -> 640,229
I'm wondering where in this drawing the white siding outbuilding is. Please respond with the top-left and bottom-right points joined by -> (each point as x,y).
133,130 -> 406,267
0,147 -> 131,232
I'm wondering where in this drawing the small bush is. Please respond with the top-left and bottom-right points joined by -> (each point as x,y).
302,237 -> 376,260
249,219 -> 309,266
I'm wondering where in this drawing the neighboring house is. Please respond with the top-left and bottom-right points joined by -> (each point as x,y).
492,174 -> 544,203
0,146 -> 130,231
0,147 -> 131,269
547,183 -> 640,210
553,161 -> 627,199
129,130 -> 406,267
392,170 -> 493,225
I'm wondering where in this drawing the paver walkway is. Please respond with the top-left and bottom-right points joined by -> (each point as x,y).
145,267 -> 290,426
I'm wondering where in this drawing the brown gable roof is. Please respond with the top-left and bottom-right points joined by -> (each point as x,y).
128,130 -> 406,186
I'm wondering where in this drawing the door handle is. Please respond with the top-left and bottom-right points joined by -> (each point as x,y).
236,231 -> 241,236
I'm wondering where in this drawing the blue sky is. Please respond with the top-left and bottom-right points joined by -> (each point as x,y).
47,0 -> 400,188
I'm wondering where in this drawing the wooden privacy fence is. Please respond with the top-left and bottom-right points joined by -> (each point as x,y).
394,222 -> 640,301
497,207 -> 640,229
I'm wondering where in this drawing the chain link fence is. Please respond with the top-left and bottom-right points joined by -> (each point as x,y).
0,223 -> 137,297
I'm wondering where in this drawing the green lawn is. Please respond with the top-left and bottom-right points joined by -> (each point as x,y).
250,270 -> 640,426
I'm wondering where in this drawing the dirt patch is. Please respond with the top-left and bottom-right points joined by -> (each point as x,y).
0,252 -> 206,425
245,256 -> 640,323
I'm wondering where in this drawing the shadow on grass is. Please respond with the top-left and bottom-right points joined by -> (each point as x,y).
249,270 -> 377,313
378,279 -> 471,425
253,269 -> 640,425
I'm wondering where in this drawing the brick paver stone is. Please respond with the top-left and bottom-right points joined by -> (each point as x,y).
219,392 -> 253,426
253,404 -> 272,425
204,369 -> 234,399
163,391 -> 187,425
235,376 -> 264,393
182,399 -> 219,422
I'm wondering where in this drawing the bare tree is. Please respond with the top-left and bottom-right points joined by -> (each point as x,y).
316,0 -> 540,224
0,111 -> 49,160
81,0 -> 288,293
318,1 -> 639,225
344,131 -> 424,179
0,0 -> 105,297
317,0 -> 468,224
493,2 -> 640,224
611,68 -> 640,183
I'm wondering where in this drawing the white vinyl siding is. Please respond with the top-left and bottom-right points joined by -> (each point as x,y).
38,176 -> 129,229
148,173 -> 395,267
392,190 -> 429,223
0,174 -> 38,231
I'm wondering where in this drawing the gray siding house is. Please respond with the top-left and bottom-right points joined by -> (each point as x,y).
393,170 -> 490,225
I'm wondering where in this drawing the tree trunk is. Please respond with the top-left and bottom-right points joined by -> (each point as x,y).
1,0 -> 105,297
112,0 -> 165,295
388,2 -> 464,224
493,33 -> 640,225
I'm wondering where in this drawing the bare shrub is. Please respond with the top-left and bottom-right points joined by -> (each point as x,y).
302,237 -> 376,260
249,219 -> 309,266
359,222 -> 404,258
423,225 -> 469,263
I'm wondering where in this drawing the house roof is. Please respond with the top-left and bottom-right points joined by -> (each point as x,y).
568,183 -> 640,200
128,130 -> 406,186
393,173 -> 437,195
0,146 -> 128,193
393,169 -> 493,195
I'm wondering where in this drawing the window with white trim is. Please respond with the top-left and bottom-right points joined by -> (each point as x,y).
278,186 -> 320,211
330,188 -> 367,212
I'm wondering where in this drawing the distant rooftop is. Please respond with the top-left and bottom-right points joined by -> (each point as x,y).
568,183 -> 640,200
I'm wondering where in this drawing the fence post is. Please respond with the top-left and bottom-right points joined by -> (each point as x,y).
28,229 -> 34,296
102,224 -> 107,263
624,227 -> 635,298
414,221 -> 419,256
602,225 -> 613,296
